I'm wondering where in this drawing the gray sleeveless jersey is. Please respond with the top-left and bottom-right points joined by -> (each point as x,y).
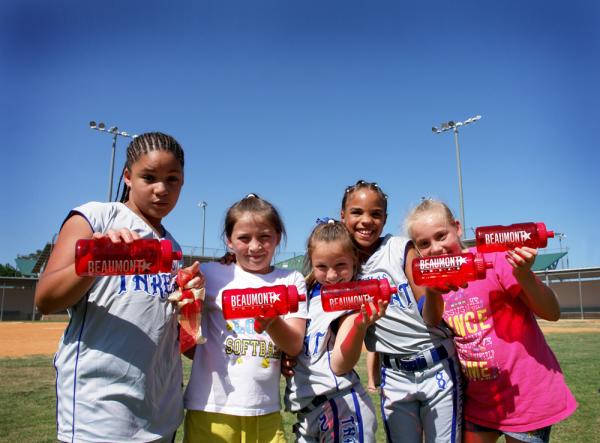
362,235 -> 453,355
284,285 -> 362,413
54,202 -> 183,443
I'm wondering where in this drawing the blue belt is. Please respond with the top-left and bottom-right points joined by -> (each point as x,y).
382,345 -> 450,372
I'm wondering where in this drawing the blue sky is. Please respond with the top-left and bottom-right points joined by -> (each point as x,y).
1,1 -> 599,270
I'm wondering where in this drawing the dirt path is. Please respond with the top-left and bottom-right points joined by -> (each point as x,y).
1,319 -> 599,357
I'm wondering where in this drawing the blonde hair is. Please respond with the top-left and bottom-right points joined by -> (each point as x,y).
404,198 -> 457,240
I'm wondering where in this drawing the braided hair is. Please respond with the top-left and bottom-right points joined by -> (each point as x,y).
341,179 -> 388,213
116,132 -> 185,203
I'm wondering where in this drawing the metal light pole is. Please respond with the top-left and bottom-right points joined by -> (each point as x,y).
432,115 -> 481,239
89,121 -> 137,202
555,232 -> 568,269
199,201 -> 207,256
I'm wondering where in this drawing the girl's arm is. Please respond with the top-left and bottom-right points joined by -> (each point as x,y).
256,316 -> 306,357
330,300 -> 387,376
35,215 -> 141,314
507,247 -> 560,321
421,288 -> 445,326
34,215 -> 96,314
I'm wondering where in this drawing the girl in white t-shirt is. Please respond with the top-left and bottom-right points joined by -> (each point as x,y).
183,194 -> 308,443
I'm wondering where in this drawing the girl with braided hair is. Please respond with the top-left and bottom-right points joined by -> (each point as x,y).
35,132 -> 202,442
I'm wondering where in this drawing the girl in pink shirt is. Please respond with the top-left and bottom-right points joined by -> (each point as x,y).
406,199 -> 576,443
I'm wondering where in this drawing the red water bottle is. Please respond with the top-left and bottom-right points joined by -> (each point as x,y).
475,222 -> 554,253
412,253 -> 493,287
75,237 -> 183,276
321,279 -> 397,312
221,285 -> 306,320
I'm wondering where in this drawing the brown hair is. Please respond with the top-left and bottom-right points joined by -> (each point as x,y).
223,193 -> 286,242
304,220 -> 360,291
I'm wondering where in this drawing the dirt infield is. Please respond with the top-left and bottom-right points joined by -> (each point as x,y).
1,319 -> 599,358
0,322 -> 68,357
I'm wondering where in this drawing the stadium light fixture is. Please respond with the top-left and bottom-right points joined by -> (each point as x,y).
89,121 -> 137,201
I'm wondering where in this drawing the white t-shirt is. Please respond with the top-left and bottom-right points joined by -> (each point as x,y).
184,262 -> 308,416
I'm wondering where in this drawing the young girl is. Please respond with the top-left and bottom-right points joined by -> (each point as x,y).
284,219 -> 387,442
406,199 -> 577,443
34,132 -> 202,442
183,194 -> 308,443
340,180 -> 462,443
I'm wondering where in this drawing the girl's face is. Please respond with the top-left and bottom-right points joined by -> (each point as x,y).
341,189 -> 387,255
410,210 -> 463,257
124,150 -> 183,231
226,212 -> 281,274
311,240 -> 356,285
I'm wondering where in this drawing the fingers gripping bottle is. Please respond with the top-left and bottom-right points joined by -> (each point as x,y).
412,253 -> 493,287
321,279 -> 397,312
175,269 -> 206,353
475,222 -> 555,253
75,238 -> 183,276
221,285 -> 306,320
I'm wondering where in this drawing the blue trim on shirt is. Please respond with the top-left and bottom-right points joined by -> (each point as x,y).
417,295 -> 426,315
63,210 -> 95,233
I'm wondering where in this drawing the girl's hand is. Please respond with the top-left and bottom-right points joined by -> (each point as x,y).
179,261 -> 205,291
92,228 -> 141,243
254,315 -> 277,334
356,299 -> 388,327
168,262 -> 205,307
425,282 -> 467,296
506,247 -> 537,276
281,353 -> 297,377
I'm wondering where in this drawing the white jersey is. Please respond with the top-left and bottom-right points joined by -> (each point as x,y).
184,262 -> 308,416
54,202 -> 184,443
284,284 -> 363,413
362,235 -> 453,356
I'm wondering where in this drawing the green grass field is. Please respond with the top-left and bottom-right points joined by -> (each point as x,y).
1,332 -> 598,442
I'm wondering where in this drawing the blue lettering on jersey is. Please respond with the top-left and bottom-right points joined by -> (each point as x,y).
133,275 -> 149,292
117,273 -> 175,299
360,273 -> 413,310
304,330 -> 328,356
390,282 -> 413,309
